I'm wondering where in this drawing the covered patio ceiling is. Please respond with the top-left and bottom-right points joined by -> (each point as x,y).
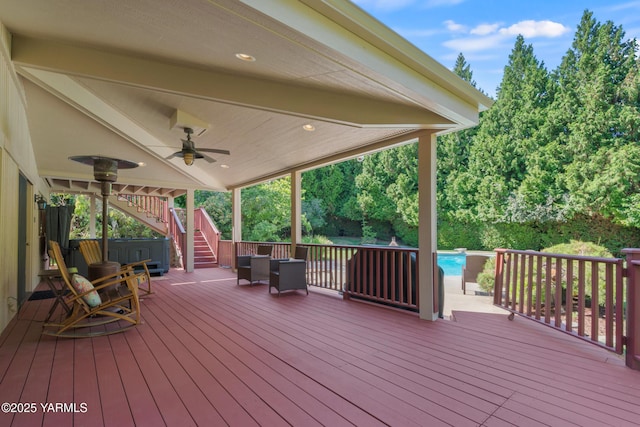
0,0 -> 491,196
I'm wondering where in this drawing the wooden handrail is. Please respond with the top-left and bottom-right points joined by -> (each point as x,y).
493,248 -> 626,355
235,241 -> 419,311
169,208 -> 186,267
195,208 -> 220,262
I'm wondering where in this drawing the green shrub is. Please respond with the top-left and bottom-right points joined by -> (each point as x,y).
476,258 -> 497,294
542,240 -> 614,304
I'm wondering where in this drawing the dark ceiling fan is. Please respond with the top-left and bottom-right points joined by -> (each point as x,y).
166,127 -> 230,166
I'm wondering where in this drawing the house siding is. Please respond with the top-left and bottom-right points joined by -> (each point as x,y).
0,22 -> 46,332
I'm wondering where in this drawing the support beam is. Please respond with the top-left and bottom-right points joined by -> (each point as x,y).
232,188 -> 242,269
418,133 -> 438,321
185,189 -> 195,273
291,171 -> 302,255
12,36 -> 455,128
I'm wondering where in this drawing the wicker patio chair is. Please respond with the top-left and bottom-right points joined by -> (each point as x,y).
237,245 -> 273,286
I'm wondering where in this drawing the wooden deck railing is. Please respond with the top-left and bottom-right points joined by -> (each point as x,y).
194,207 -> 220,260
494,248 -> 626,355
169,208 -> 186,267
117,194 -> 169,223
623,249 -> 640,370
232,241 -> 419,311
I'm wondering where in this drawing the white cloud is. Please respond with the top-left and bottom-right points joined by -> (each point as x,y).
443,19 -> 570,55
499,20 -> 570,38
443,33 -> 507,52
444,19 -> 467,32
471,23 -> 501,36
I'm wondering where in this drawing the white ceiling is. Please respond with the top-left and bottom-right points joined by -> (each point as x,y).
0,0 -> 491,195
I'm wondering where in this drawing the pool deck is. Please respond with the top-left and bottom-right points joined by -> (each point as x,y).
442,275 -> 506,318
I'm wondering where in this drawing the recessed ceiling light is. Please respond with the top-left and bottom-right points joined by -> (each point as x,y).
235,53 -> 255,62
220,164 -> 230,169
137,161 -> 146,167
303,124 -> 315,132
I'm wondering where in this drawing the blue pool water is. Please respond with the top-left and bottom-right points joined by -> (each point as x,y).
437,253 -> 466,277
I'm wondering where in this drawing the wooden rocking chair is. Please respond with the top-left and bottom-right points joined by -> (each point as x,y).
43,241 -> 143,338
78,239 -> 153,294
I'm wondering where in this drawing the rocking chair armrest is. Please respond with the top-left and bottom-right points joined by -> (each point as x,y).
88,266 -> 135,286
85,271 -> 145,296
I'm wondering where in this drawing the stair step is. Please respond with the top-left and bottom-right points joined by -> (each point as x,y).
194,262 -> 217,268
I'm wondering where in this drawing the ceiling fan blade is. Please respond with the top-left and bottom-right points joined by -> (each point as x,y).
199,153 -> 217,163
198,148 -> 231,155
165,151 -> 181,160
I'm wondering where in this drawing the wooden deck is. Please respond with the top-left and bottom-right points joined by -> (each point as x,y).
1,267 -> 639,426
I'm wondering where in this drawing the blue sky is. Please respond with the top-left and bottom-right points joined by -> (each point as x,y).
351,0 -> 640,97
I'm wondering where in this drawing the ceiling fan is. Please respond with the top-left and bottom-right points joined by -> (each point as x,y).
166,127 -> 230,166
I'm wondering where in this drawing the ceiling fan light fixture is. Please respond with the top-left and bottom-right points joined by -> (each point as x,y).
183,152 -> 195,166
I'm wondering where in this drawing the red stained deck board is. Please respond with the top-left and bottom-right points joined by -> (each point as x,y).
201,284 -> 504,413
150,285 -> 353,427
225,287 -> 507,414
169,274 -> 640,427
72,339 -> 104,427
488,407 -> 548,427
92,335 -> 136,427
139,306 -> 265,427
155,288 -> 383,427
0,321 -> 43,427
122,329 -> 201,427
12,328 -> 56,427
107,333 -> 166,427
206,285 -> 498,424
42,336 -> 74,427
162,283 -> 438,427
483,415 -> 520,427
1,267 -> 640,427
127,323 -> 225,427
158,281 -> 417,426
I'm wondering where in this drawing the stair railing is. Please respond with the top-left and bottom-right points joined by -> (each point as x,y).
195,208 -> 220,261
169,207 -> 186,267
117,194 -> 168,223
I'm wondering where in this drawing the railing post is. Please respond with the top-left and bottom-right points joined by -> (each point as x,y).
623,248 -> 640,370
494,249 -> 506,306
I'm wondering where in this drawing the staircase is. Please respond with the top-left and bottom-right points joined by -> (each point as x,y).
194,230 -> 217,268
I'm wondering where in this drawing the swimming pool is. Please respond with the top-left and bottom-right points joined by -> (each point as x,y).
437,252 -> 466,277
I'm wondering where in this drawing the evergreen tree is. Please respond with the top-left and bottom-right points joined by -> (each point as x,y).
437,53 -> 484,219
549,10 -> 640,223
461,35 -> 552,222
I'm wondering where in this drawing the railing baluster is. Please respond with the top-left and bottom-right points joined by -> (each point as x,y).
578,260 -> 586,337
554,258 -> 562,329
591,261 -> 599,343
493,249 -> 626,356
605,263 -> 614,348
566,259 -> 573,333
535,254 -> 542,320
544,256 -> 552,324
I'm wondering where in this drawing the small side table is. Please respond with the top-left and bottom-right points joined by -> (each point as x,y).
38,269 -> 72,322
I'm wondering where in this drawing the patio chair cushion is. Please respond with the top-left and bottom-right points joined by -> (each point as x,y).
71,274 -> 102,307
